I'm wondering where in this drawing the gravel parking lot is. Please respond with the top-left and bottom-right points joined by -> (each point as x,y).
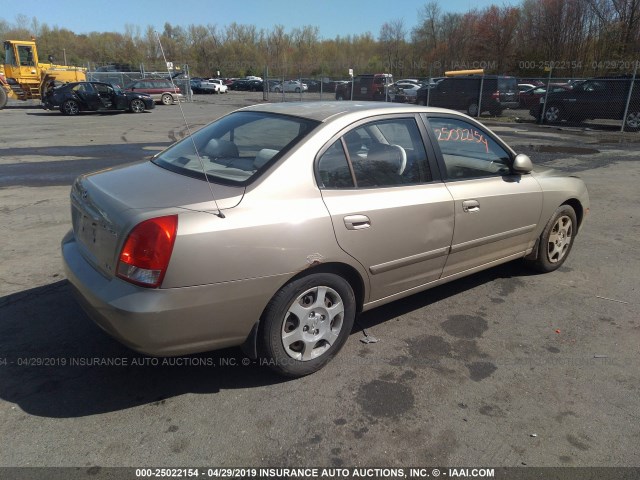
1,92 -> 639,470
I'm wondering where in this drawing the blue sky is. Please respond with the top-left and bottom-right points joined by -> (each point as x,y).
2,0 -> 513,39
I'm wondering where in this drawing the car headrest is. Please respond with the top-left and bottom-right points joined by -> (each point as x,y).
254,148 -> 279,168
366,143 -> 407,175
204,139 -> 239,158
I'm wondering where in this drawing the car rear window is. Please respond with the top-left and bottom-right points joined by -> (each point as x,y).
153,111 -> 319,185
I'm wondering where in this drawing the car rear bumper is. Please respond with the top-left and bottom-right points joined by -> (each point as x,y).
62,230 -> 279,356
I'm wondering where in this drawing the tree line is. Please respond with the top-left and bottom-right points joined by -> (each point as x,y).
1,0 -> 639,79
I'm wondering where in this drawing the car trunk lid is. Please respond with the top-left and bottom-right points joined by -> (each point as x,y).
71,161 -> 244,278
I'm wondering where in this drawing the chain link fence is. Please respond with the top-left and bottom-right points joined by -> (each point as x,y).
85,59 -> 639,132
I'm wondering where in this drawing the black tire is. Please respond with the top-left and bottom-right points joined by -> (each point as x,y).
336,93 -> 345,100
295,87 -> 300,93
543,104 -> 563,124
467,102 -> 479,116
417,97 -> 427,106
161,93 -> 173,105
129,98 -> 145,113
623,108 -> 640,132
258,273 -> 356,377
0,87 -> 8,109
525,205 -> 577,273
61,99 -> 80,116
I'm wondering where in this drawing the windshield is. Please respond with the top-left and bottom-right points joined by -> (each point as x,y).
153,111 -> 319,185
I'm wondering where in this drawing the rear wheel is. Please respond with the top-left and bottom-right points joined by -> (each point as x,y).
161,93 -> 173,105
467,102 -> 479,116
258,273 -> 356,377
129,98 -> 145,113
295,87 -> 301,93
336,93 -> 345,100
61,99 -> 79,115
525,205 -> 577,273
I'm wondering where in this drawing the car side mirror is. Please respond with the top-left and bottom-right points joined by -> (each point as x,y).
513,154 -> 533,174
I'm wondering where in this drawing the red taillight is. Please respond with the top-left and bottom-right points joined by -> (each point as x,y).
117,215 -> 178,288
492,90 -> 500,99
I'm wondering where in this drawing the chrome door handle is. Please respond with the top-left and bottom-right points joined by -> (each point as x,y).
344,215 -> 371,230
462,200 -> 480,212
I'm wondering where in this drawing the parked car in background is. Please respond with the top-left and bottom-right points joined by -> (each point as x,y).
389,82 -> 422,103
530,76 -> 640,130
190,77 -> 204,93
272,80 -> 308,93
396,78 -> 420,85
518,84 -> 572,108
300,78 -> 335,93
196,79 -> 228,94
229,79 -> 264,91
212,79 -> 229,93
42,81 -> 155,115
335,73 -> 393,100
518,83 -> 538,92
124,79 -> 183,105
416,75 -> 519,116
62,102 -> 589,377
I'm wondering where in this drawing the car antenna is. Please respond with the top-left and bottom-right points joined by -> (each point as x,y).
155,31 -> 225,219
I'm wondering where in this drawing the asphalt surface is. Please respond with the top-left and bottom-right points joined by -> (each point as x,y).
0,93 -> 639,471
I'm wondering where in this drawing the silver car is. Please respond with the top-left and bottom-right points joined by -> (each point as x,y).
62,102 -> 589,377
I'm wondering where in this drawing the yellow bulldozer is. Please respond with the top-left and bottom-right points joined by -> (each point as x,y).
0,39 -> 86,109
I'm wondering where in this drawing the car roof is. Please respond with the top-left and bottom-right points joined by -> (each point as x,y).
239,101 -> 457,123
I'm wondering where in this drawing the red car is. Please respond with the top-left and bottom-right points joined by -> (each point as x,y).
124,79 -> 184,105
519,84 -> 572,108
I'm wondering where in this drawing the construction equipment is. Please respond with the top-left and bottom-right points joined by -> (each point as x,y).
0,39 -> 86,109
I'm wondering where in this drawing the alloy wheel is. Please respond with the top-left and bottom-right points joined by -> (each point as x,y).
546,215 -> 573,264
281,286 -> 345,361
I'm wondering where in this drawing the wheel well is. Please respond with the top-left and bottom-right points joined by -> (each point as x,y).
241,262 -> 367,359
563,198 -> 584,231
285,262 -> 366,313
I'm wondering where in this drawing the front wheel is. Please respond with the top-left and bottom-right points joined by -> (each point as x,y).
129,98 -> 145,113
544,104 -> 563,124
624,109 -> 640,132
258,273 -> 356,377
61,99 -> 80,115
525,205 -> 577,273
295,87 -> 300,93
161,93 -> 173,105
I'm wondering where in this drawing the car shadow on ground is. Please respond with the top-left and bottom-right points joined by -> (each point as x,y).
355,260 -> 537,332
0,261 -> 537,419
0,280 -> 286,418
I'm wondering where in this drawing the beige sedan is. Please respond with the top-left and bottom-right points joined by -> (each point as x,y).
62,102 -> 589,377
